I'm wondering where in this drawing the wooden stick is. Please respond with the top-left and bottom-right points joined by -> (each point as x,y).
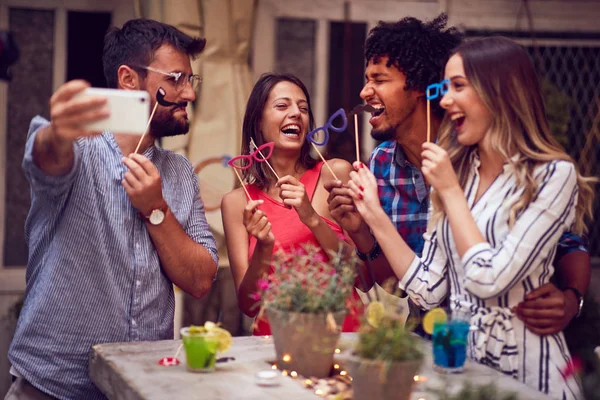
250,139 -> 280,180
232,168 -> 252,201
173,343 -> 183,359
311,143 -> 339,181
135,101 -> 159,154
354,114 -> 360,162
426,100 -> 431,143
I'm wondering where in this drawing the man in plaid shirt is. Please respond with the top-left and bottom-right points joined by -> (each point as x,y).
326,14 -> 592,338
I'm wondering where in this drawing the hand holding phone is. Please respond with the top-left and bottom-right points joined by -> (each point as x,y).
72,88 -> 150,135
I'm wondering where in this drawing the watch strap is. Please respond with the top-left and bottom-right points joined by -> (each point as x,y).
356,235 -> 382,261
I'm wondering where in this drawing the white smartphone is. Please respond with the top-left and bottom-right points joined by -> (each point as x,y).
74,88 -> 150,135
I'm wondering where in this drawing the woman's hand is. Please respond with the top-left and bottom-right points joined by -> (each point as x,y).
421,142 -> 461,198
347,162 -> 384,225
277,175 -> 319,228
243,199 -> 275,245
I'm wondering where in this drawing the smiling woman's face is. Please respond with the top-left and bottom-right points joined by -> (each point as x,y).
440,54 -> 493,147
259,81 -> 310,153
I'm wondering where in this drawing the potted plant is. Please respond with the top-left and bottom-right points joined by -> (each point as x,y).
343,312 -> 424,400
255,243 -> 358,378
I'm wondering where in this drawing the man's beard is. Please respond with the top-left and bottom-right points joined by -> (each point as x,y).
370,126 -> 395,142
150,107 -> 190,138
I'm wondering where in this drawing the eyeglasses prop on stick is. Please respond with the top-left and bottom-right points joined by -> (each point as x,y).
306,109 -> 349,181
425,79 -> 449,143
227,142 -> 276,202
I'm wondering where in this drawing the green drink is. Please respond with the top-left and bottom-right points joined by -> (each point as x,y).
180,327 -> 219,372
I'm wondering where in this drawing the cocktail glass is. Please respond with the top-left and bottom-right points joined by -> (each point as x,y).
432,311 -> 470,373
180,327 -> 219,372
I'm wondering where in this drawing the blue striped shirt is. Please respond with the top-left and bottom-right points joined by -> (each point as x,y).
9,116 -> 218,399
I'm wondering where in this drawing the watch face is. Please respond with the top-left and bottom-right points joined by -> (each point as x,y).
149,209 -> 165,225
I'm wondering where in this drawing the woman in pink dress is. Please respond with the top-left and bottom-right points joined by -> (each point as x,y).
221,73 -> 361,335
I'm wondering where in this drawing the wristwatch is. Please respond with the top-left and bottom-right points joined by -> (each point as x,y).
356,234 -> 382,261
563,287 -> 584,319
143,207 -> 167,226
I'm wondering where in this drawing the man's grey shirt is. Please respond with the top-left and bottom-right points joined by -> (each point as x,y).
9,116 -> 218,399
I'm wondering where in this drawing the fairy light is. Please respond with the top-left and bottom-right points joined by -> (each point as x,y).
414,375 -> 419,382
282,354 -> 291,362
340,370 -> 347,376
315,389 -> 325,396
290,371 -> 298,378
281,370 -> 288,376
333,364 -> 340,369
334,348 -> 341,354
304,379 -> 313,387
271,364 -> 277,370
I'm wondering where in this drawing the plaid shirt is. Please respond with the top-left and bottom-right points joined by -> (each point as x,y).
369,140 -> 429,256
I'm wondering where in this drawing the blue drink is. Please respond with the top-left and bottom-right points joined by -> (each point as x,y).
432,319 -> 469,373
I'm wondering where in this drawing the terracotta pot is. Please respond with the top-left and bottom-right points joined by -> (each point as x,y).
266,308 -> 346,378
344,354 -> 423,400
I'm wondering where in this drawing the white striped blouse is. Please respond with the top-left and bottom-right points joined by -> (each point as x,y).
9,116 -> 218,400
399,150 -> 581,400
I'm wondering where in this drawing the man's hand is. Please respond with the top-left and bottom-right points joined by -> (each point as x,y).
49,80 -> 108,145
324,179 -> 364,233
34,80 -> 109,176
513,283 -> 578,335
122,153 -> 166,216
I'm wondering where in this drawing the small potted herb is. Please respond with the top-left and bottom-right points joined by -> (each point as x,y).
255,243 -> 358,378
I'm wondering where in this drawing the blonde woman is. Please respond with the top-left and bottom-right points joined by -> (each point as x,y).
347,36 -> 595,399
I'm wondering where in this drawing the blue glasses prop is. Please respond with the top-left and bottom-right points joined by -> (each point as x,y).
426,79 -> 450,101
306,108 -> 348,146
305,109 -> 348,181
425,79 -> 449,142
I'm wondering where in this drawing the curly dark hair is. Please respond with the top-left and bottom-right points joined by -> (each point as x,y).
364,13 -> 462,117
103,19 -> 206,88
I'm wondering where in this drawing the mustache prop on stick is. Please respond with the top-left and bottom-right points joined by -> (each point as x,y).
134,87 -> 185,154
347,104 -> 376,162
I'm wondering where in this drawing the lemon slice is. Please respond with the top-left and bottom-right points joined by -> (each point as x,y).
366,301 -> 385,328
422,308 -> 448,334
204,322 -> 232,353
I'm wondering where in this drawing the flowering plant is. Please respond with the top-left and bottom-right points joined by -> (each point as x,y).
254,243 -> 358,314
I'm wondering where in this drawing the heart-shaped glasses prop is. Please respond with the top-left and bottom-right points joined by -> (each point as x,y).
347,104 -> 376,162
227,142 -> 276,201
425,79 -> 449,143
306,108 -> 348,181
134,87 -> 177,154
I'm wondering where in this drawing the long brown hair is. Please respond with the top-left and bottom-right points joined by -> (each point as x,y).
431,36 -> 595,234
240,73 -> 317,190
